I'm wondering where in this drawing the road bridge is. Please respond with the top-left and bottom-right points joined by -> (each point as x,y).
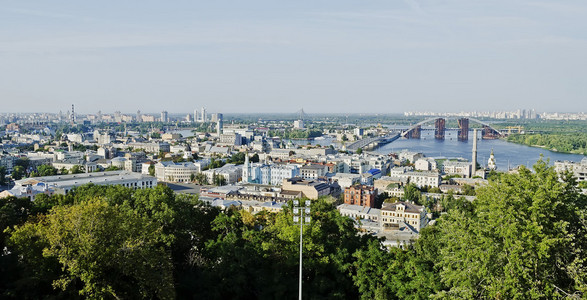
346,133 -> 401,151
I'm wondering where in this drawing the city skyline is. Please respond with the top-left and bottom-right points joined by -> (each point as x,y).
2,1 -> 587,113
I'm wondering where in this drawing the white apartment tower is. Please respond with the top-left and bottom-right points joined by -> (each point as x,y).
216,113 -> 223,136
201,107 -> 207,122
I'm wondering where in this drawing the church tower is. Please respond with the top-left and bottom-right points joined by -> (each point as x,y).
243,152 -> 251,183
487,149 -> 497,170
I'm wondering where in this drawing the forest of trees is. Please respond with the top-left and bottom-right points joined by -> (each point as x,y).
0,160 -> 585,299
268,129 -> 323,139
507,133 -> 587,155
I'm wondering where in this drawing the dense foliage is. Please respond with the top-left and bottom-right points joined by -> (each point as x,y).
354,160 -> 587,299
0,185 -> 373,299
0,160 -> 585,299
507,133 -> 587,155
268,129 -> 323,139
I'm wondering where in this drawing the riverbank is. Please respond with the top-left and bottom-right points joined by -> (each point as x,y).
505,133 -> 587,156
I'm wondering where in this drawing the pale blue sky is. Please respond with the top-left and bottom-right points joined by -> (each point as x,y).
1,0 -> 586,114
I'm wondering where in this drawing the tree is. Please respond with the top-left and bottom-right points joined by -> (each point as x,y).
9,199 -> 175,299
37,165 -> 58,177
104,165 -> 121,171
148,164 -> 155,176
212,173 -> 226,186
70,165 -> 84,174
194,173 -> 208,185
356,148 -> 363,154
250,153 -> 260,163
200,198 -> 373,299
11,166 -> 25,180
60,167 -> 69,175
403,183 -> 421,203
431,160 -> 587,298
460,184 -> 475,196
0,166 -> 6,185
14,158 -> 30,170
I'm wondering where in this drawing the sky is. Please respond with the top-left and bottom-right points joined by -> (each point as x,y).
1,0 -> 587,114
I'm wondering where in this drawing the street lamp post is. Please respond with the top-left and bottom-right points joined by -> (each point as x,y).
293,199 -> 311,300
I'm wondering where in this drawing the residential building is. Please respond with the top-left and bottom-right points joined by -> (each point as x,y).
554,158 -> 587,182
344,185 -> 377,208
443,161 -> 472,178
300,164 -> 328,180
387,167 -> 441,188
280,177 -> 331,200
337,204 -> 379,223
127,142 -> 170,153
331,173 -> 361,188
219,132 -> 242,146
245,163 -> 300,185
203,164 -> 242,185
380,201 -> 428,232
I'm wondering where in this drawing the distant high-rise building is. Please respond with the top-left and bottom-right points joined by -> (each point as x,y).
193,109 -> 198,123
70,104 -> 75,125
161,111 -> 168,123
136,110 -> 141,122
201,107 -> 207,122
293,120 -> 304,129
216,113 -> 223,136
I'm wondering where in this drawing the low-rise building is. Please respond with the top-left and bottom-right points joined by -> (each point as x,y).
127,142 -> 170,153
380,201 -> 428,232
155,161 -> 199,183
442,161 -> 472,178
300,164 -> 328,180
337,203 -> 380,224
387,168 -> 441,188
281,177 -> 331,200
219,132 -> 242,146
415,158 -> 437,171
203,164 -> 242,185
331,173 -> 361,188
5,170 -> 156,197
555,158 -> 587,182
343,185 -> 377,208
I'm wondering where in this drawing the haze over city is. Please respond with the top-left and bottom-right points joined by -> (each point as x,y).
2,0 -> 587,114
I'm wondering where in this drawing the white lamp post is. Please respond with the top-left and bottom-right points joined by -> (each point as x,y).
293,199 -> 311,300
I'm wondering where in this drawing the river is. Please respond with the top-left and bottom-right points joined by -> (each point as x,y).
372,130 -> 585,170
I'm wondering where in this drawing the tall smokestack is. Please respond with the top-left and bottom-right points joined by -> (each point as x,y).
472,128 -> 478,177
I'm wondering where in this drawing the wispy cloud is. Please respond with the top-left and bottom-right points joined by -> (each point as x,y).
0,31 -> 293,54
4,7 -> 100,22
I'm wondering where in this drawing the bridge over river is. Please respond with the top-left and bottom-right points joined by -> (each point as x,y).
346,133 -> 401,151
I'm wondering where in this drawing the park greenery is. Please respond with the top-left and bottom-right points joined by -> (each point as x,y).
268,128 -> 323,139
507,133 -> 587,155
0,160 -> 585,299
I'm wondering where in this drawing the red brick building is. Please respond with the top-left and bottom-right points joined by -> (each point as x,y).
344,185 -> 377,208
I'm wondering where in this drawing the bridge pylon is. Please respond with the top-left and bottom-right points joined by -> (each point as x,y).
434,118 -> 446,140
458,118 -> 469,141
